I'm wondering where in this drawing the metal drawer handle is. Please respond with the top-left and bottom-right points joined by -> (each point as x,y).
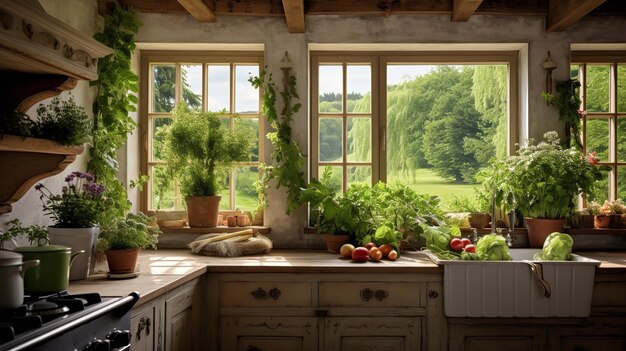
269,288 -> 281,300
251,287 -> 267,299
361,288 -> 388,301
136,316 -> 151,341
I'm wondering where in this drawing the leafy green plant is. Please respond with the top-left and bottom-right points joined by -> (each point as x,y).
0,111 -> 36,139
476,233 -> 511,260
5,219 -> 49,246
89,3 -> 142,223
249,69 -> 306,214
163,103 -> 253,197
35,96 -> 92,146
487,131 -> 603,219
542,79 -> 582,149
99,212 -> 160,250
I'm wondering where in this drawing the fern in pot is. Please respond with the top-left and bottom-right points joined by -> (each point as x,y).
98,212 -> 160,274
163,103 -> 253,227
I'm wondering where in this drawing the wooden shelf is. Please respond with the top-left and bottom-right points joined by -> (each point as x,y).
0,135 -> 83,214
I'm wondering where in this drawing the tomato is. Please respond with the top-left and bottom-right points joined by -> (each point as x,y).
351,247 -> 370,262
340,244 -> 355,258
378,244 -> 393,257
461,238 -> 471,248
463,244 -> 476,253
369,248 -> 383,261
450,238 -> 464,252
387,250 -> 398,261
364,242 -> 377,250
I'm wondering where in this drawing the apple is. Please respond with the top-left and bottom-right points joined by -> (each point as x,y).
378,244 -> 393,257
340,244 -> 355,258
364,242 -> 377,250
351,247 -> 370,262
369,247 -> 383,261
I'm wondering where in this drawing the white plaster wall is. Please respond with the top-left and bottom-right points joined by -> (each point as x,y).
0,0 -> 100,245
134,12 -> 626,248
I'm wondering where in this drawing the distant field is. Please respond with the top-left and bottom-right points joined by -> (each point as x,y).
388,168 -> 479,210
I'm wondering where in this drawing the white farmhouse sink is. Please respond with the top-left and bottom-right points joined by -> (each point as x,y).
424,249 -> 600,317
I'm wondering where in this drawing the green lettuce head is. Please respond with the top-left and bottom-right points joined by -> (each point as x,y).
476,234 -> 512,261
533,232 -> 573,261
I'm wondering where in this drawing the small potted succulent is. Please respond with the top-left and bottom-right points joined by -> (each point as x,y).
586,201 -> 612,229
98,212 -> 161,274
606,199 -> 626,228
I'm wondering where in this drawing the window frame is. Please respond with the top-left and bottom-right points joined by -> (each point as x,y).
572,51 -> 626,202
310,51 -> 519,189
139,50 -> 265,214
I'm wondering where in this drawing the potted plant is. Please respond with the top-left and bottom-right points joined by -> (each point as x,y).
162,103 -> 253,227
586,201 -> 612,228
98,212 -> 160,274
449,195 -> 490,229
489,131 -> 603,247
606,199 -> 625,228
34,171 -> 106,280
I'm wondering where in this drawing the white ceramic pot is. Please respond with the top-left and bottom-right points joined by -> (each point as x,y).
0,250 -> 39,308
48,226 -> 99,280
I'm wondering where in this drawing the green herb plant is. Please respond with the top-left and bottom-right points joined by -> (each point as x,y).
0,111 -> 36,139
249,69 -> 306,215
36,96 -> 92,146
5,219 -> 49,247
542,79 -> 583,149
88,3 -> 142,224
99,212 -> 160,250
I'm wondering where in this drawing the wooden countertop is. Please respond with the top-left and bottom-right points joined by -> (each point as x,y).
68,249 -> 626,307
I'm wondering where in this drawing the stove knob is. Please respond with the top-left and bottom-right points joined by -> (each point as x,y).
84,339 -> 110,351
107,329 -> 131,348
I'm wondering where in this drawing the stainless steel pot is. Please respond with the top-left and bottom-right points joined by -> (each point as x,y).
0,250 -> 39,308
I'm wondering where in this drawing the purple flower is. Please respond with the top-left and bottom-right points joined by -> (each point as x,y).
65,174 -> 76,182
84,173 -> 94,182
34,183 -> 44,191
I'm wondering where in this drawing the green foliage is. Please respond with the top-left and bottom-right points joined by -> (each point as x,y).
476,233 -> 512,260
533,232 -> 573,261
542,79 -> 582,149
0,111 -> 36,139
486,131 -> 603,219
163,103 -> 253,197
5,219 -> 49,247
35,96 -> 92,146
371,225 -> 403,246
99,212 -> 160,250
419,223 -> 462,259
249,69 -> 306,214
89,3 -> 142,223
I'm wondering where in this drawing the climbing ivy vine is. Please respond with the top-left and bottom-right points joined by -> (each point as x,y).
542,79 -> 583,149
89,3 -> 142,225
250,69 -> 306,215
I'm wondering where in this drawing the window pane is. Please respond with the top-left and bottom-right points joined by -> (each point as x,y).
218,174 -> 231,211
207,65 -> 230,112
588,167 -> 610,203
150,165 -> 175,211
617,64 -> 626,112
586,65 -> 610,113
347,117 -> 371,162
586,118 -> 609,162
618,167 -> 626,200
347,166 -> 371,187
181,64 -> 202,110
151,64 -> 176,113
319,65 -> 343,113
151,117 -> 172,161
346,65 -> 371,113
235,65 -> 259,113
318,166 -> 342,194
570,65 -> 580,79
618,118 -> 626,163
319,118 -> 343,162
240,118 -> 259,162
235,166 -> 260,211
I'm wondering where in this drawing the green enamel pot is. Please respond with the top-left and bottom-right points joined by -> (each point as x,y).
13,245 -> 83,294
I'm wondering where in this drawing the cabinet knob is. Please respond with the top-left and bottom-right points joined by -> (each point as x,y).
360,288 -> 374,301
269,288 -> 281,300
251,287 -> 267,299
374,289 -> 388,301
428,290 -> 439,299
84,339 -> 110,351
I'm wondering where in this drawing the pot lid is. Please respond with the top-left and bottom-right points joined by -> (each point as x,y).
0,250 -> 23,265
14,245 -> 71,253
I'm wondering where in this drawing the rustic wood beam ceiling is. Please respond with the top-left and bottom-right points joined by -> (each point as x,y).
547,0 -> 606,32
282,0 -> 305,33
452,0 -> 484,21
98,0 -> 625,33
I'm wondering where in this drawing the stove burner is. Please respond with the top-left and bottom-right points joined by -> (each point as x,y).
26,301 -> 70,317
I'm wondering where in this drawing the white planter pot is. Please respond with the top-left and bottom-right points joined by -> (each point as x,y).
48,226 -> 99,281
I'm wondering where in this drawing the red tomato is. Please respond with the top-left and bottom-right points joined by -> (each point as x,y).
463,244 -> 476,253
461,238 -> 471,248
450,238 -> 464,252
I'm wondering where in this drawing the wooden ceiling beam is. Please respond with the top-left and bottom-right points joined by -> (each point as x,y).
176,0 -> 217,22
547,0 -> 606,32
282,0 -> 305,33
452,0 -> 484,21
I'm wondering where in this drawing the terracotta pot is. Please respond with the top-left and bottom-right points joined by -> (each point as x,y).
594,215 -> 610,229
323,234 -> 350,254
186,195 -> 221,227
524,218 -> 566,248
105,248 -> 140,274
468,213 -> 491,229
580,214 -> 595,228
609,214 -> 622,229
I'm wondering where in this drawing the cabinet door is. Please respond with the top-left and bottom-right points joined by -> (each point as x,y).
449,324 -> 545,351
131,303 -> 156,351
220,316 -> 317,351
164,283 -> 199,351
324,317 -> 421,351
559,337 -> 625,351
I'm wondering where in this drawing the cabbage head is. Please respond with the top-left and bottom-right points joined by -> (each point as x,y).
533,232 -> 573,261
476,234 -> 512,261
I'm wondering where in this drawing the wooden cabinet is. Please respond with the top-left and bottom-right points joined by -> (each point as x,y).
131,277 -> 203,351
214,273 -> 445,351
448,322 -> 546,351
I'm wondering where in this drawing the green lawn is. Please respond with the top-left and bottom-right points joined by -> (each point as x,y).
388,168 -> 479,211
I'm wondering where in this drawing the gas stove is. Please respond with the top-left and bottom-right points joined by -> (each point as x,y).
0,291 -> 139,351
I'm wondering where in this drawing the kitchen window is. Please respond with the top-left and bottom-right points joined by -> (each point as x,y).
572,51 -> 626,202
310,52 -> 519,208
140,51 -> 264,214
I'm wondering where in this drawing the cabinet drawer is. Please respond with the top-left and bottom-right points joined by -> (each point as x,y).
166,285 -> 195,317
319,282 -> 422,307
220,281 -> 312,307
